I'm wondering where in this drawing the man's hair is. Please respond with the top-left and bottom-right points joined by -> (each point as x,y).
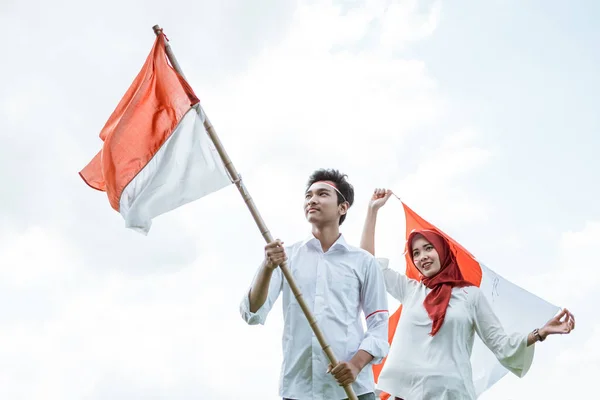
306,168 -> 354,225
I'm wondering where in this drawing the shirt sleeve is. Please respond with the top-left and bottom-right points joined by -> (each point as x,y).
376,257 -> 411,303
472,288 -> 535,378
358,256 -> 390,365
239,264 -> 283,325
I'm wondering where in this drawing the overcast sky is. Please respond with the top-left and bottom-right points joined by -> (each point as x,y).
1,0 -> 598,399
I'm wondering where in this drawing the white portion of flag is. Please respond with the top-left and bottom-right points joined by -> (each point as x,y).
471,263 -> 560,396
119,105 -> 232,234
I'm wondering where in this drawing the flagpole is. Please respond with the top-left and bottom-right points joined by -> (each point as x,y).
152,26 -> 358,400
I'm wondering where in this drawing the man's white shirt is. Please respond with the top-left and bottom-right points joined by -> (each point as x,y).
240,234 -> 389,400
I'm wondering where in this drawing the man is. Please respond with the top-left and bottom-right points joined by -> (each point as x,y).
240,168 -> 389,400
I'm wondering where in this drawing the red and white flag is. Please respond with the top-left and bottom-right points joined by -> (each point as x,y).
79,33 -> 231,234
374,201 -> 560,399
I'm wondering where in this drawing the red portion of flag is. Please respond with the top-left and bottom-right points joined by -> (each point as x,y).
372,305 -> 402,400
79,32 -> 199,211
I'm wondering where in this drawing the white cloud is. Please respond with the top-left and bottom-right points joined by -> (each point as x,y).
515,220 -> 600,305
0,226 -> 80,288
391,127 -> 492,227
556,221 -> 600,297
379,0 -> 442,52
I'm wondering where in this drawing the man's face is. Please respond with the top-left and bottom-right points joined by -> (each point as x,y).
304,182 -> 346,226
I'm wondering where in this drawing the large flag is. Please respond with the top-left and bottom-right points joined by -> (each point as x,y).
374,201 -> 560,399
79,33 -> 231,234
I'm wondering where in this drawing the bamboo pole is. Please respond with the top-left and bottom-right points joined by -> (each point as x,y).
152,26 -> 358,400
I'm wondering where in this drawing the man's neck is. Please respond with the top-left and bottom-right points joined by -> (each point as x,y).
311,223 -> 341,253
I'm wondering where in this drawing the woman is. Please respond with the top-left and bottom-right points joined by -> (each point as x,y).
360,188 -> 575,400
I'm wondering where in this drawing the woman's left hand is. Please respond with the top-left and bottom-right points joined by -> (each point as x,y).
541,308 -> 575,338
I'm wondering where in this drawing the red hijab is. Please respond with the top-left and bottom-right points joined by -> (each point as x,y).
407,229 -> 473,336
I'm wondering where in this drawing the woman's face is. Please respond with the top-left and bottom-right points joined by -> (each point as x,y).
411,236 -> 442,278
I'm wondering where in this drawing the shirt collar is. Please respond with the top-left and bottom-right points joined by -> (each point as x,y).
301,233 -> 350,252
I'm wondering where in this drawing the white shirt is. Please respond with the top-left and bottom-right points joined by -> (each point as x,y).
240,235 -> 389,400
376,258 -> 535,400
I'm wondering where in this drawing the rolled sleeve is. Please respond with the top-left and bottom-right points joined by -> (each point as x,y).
239,289 -> 268,325
239,266 -> 283,326
359,311 -> 389,364
359,257 -> 390,364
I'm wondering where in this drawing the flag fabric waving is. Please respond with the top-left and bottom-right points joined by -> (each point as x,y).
79,33 -> 231,234
373,201 -> 560,399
